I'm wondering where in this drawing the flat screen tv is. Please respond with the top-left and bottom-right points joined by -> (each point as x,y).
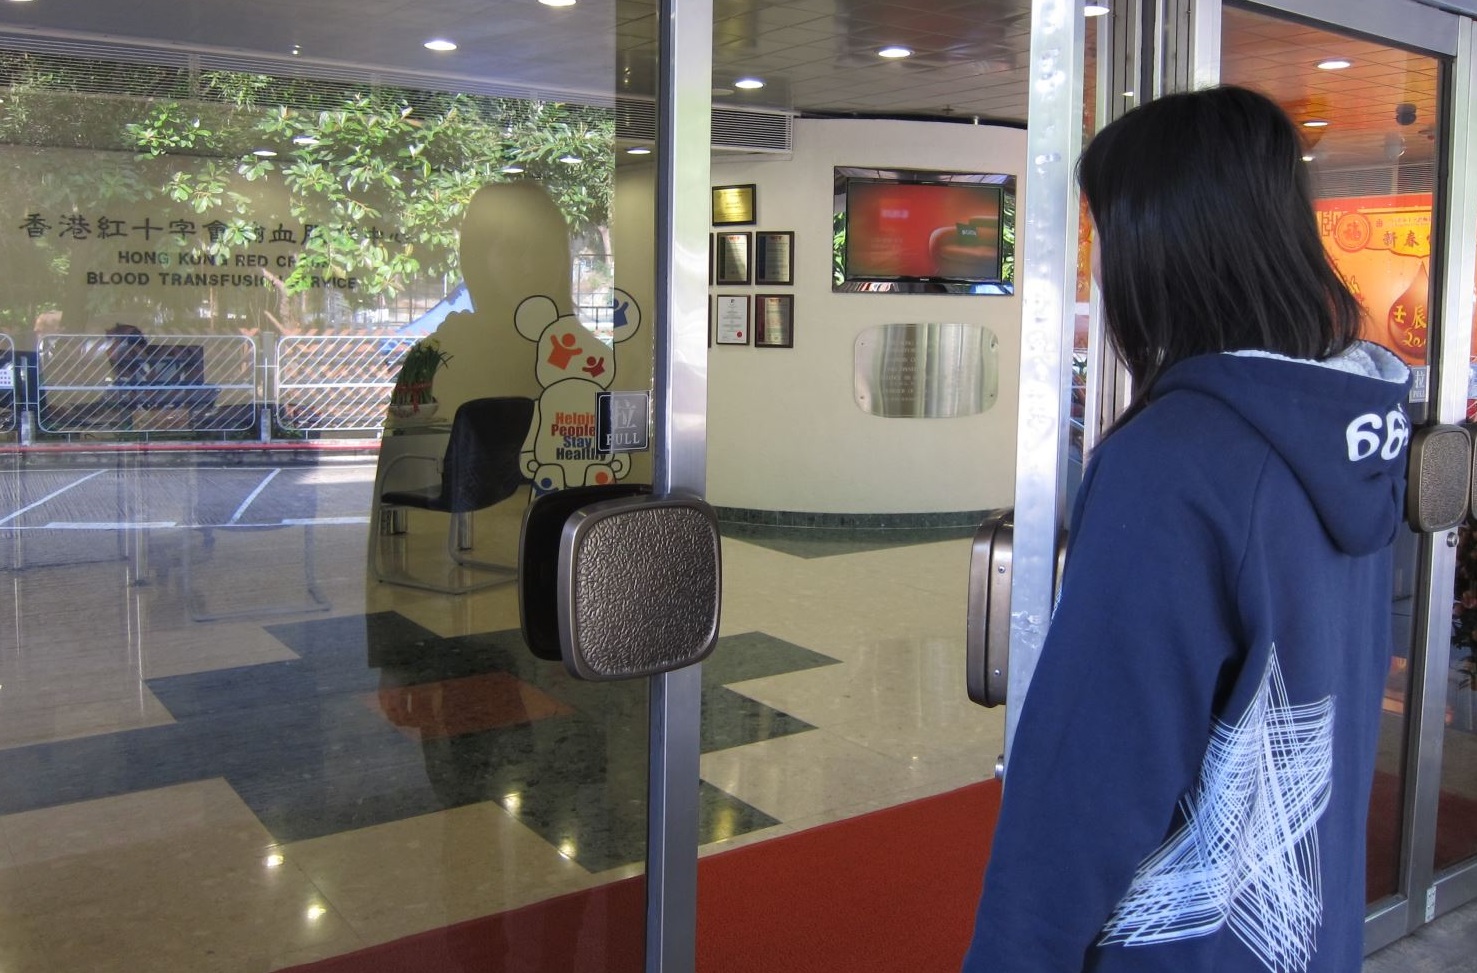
833,167 -> 1016,295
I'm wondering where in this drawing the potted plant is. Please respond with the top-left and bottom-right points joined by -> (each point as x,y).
389,337 -> 452,420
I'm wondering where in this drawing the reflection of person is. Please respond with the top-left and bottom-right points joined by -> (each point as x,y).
105,323 -> 148,382
422,182 -> 573,416
963,87 -> 1411,973
104,323 -> 150,413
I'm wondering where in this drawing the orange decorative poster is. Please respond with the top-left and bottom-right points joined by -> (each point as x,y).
1315,194 -> 1433,369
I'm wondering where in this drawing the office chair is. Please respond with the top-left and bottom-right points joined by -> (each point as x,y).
370,396 -> 535,594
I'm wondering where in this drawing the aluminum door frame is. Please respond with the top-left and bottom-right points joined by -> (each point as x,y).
646,0 -> 713,971
1009,0 -> 1477,955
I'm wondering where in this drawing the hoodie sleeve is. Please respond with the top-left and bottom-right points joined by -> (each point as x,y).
961,423 -> 1253,972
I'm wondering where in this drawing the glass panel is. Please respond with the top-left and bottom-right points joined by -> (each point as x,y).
0,2 -> 656,970
1221,3 -> 1443,904
1441,268 -> 1477,877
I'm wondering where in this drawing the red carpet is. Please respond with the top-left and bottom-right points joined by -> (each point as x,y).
1366,770 -> 1477,900
282,780 -> 1001,973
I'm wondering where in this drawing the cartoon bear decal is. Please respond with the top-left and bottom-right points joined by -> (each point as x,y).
516,289 -> 642,494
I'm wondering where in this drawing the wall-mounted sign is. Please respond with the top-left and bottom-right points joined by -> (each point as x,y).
714,232 -> 752,285
596,390 -> 650,453
715,295 -> 749,345
853,322 -> 999,418
711,184 -> 756,226
754,294 -> 793,348
754,231 -> 794,286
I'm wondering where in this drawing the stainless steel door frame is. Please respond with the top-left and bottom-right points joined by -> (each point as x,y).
1410,9 -> 1477,939
646,0 -> 713,970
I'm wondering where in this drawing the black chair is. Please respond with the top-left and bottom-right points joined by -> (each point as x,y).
370,396 -> 535,594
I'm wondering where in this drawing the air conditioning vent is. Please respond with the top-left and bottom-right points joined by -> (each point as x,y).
712,107 -> 792,153
1315,162 -> 1434,198
616,98 -> 793,155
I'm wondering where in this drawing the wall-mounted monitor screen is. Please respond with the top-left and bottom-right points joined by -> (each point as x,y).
833,167 -> 1016,295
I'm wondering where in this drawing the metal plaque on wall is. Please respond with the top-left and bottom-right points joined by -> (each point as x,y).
853,322 -> 999,418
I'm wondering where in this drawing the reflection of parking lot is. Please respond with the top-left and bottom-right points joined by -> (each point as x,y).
0,461 -> 377,568
0,462 -> 376,529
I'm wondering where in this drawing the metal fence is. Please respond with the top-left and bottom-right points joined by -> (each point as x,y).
275,335 -> 414,434
36,334 -> 258,435
0,334 -> 15,433
0,331 -> 424,441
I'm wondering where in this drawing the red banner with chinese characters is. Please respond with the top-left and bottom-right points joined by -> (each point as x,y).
1316,194 -> 1436,367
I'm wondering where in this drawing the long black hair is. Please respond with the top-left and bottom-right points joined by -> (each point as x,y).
1077,85 -> 1363,421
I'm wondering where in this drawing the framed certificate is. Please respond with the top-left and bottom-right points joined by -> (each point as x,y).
754,231 -> 794,285
754,294 -> 794,348
714,231 -> 752,285
715,295 -> 750,345
711,183 -> 757,226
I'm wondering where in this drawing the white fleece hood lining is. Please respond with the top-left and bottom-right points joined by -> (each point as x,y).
1228,341 -> 1410,385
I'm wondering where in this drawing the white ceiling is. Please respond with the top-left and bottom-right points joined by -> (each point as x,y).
0,0 -> 1448,167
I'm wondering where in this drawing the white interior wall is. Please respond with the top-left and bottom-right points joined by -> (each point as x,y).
706,117 -> 1025,515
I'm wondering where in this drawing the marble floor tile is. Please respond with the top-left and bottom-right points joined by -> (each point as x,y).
699,728 -> 941,821
0,778 -> 260,866
0,780 -> 355,973
284,800 -> 602,947
0,685 -> 176,750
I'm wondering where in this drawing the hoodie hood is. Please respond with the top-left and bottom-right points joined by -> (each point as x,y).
1152,341 -> 1412,555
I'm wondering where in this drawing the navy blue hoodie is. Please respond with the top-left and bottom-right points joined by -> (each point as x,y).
963,342 -> 1411,973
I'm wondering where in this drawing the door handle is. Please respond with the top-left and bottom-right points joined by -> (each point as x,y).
965,510 -> 1067,707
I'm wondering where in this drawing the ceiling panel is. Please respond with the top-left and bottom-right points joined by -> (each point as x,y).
0,0 -> 1451,168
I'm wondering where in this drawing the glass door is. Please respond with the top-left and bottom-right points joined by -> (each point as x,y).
1221,1 -> 1446,921
1218,0 -> 1477,948
0,2 -> 663,971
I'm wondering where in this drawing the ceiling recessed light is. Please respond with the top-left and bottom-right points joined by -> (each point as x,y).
252,148 -> 278,157
423,39 -> 457,52
539,0 -> 577,5
1084,4 -> 1110,15
734,77 -> 765,90
1302,118 -> 1329,128
501,165 -> 524,174
1317,58 -> 1352,70
558,155 -> 582,164
626,146 -> 652,155
1302,154 -> 1315,162
877,46 -> 912,59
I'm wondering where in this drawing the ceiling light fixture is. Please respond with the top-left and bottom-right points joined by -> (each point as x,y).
627,146 -> 652,155
1084,4 -> 1110,16
558,155 -> 582,164
252,148 -> 278,157
1302,118 -> 1330,128
539,0 -> 577,6
1302,154 -> 1315,162
734,77 -> 765,90
501,165 -> 525,174
423,39 -> 457,52
292,135 -> 319,146
1316,58 -> 1352,70
877,46 -> 913,59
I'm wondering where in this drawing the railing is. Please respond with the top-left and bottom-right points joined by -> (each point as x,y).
275,335 -> 414,434
0,334 -> 15,433
0,331 -> 422,443
36,334 -> 257,435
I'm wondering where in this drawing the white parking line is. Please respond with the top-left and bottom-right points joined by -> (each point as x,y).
0,469 -> 107,526
43,522 -> 178,530
228,468 -> 282,524
280,517 -> 370,526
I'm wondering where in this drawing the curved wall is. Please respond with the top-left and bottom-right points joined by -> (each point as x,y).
706,118 -> 1025,516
